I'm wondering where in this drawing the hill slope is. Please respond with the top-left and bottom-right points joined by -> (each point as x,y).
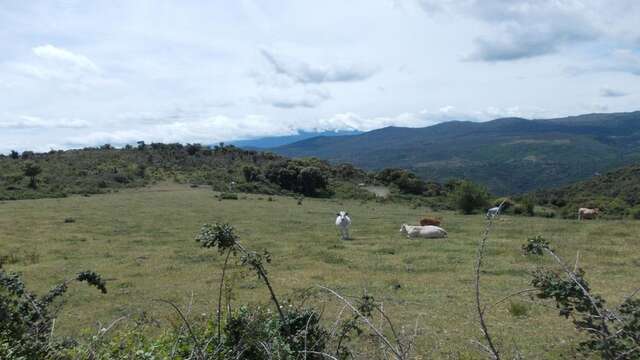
0,144 -> 371,201
272,111 -> 640,194
531,163 -> 640,218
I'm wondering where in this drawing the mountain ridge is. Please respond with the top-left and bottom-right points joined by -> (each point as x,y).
271,111 -> 640,194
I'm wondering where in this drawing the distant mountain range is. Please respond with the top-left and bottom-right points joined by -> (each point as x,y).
269,111 -> 640,195
229,130 -> 362,149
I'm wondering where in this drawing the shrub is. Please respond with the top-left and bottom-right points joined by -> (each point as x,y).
242,165 -> 261,182
0,269 -> 106,359
451,180 -> 490,214
630,207 -> 640,220
297,166 -> 328,196
375,168 -> 426,195
520,196 -> 536,216
23,161 -> 42,189
540,210 -> 556,218
219,192 -> 238,200
523,236 -> 640,359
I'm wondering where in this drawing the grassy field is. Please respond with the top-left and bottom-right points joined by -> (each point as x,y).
1,183 -> 639,358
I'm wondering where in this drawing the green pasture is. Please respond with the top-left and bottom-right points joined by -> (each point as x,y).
1,183 -> 638,358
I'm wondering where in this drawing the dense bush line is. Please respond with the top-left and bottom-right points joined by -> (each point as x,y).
0,144 -> 494,210
0,143 -> 372,201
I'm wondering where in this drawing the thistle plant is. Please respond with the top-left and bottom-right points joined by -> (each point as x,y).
195,223 -> 289,339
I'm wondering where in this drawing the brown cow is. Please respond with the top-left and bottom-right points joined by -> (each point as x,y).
420,217 -> 441,226
578,208 -> 599,220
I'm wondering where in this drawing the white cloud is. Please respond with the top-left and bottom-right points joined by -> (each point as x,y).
1,1 -> 639,153
259,48 -> 376,84
64,114 -> 299,147
417,0 -> 637,62
304,106 -> 553,132
265,88 -> 331,109
33,44 -> 100,72
0,114 -> 89,129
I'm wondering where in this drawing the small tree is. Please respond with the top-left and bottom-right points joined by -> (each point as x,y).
242,165 -> 260,182
185,143 -> 201,156
23,161 -> 42,189
298,166 -> 327,196
520,196 -> 536,216
451,180 -> 489,214
9,150 -> 19,159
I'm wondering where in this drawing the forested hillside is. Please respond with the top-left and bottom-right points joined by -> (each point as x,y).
530,163 -> 640,218
0,143 -> 370,201
273,111 -> 640,194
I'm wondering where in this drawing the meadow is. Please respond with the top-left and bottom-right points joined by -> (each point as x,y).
1,182 -> 639,358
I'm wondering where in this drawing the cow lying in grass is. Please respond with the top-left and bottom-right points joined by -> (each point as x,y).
335,211 -> 351,240
400,224 -> 447,239
419,217 -> 441,226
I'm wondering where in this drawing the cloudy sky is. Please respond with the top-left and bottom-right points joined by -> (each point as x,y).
1,0 -> 639,152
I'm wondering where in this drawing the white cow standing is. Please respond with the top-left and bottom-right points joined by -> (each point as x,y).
578,207 -> 599,220
335,211 -> 351,240
486,206 -> 501,219
399,224 -> 447,239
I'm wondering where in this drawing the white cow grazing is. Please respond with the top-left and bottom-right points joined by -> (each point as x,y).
335,211 -> 351,240
486,206 -> 501,219
399,224 -> 447,239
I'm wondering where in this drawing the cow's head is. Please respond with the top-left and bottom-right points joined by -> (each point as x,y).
399,224 -> 408,234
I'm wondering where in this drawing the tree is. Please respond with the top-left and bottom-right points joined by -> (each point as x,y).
394,173 -> 425,195
452,180 -> 489,214
9,150 -> 19,159
375,168 -> 426,194
242,165 -> 260,182
185,143 -> 202,156
23,161 -> 42,189
298,166 -> 327,196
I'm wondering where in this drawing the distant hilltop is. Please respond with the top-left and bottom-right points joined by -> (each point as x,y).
269,111 -> 640,195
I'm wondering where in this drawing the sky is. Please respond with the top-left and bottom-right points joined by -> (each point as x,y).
1,0 -> 639,153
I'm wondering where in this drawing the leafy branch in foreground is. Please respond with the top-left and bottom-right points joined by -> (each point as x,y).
523,235 -> 640,359
195,223 -> 332,358
0,268 -> 107,359
195,223 -> 287,332
472,200 -> 504,360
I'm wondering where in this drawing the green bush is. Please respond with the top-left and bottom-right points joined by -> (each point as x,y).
375,168 -> 426,195
0,269 -> 106,359
520,196 -> 536,216
451,180 -> 490,214
219,192 -> 238,200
